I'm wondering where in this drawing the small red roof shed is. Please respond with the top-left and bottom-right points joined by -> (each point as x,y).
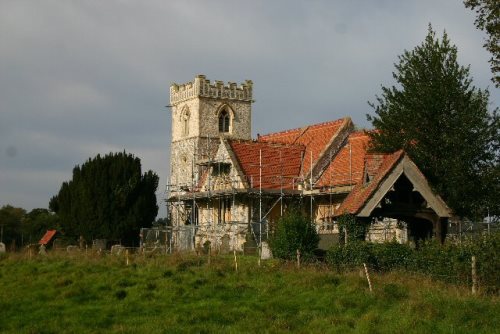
39,230 -> 57,245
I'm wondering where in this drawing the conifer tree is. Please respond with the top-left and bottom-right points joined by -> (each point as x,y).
367,25 -> 499,218
50,152 -> 159,245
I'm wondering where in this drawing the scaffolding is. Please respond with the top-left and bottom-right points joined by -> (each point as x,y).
159,134 -> 360,254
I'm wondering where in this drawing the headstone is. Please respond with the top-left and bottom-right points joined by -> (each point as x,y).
39,244 -> 47,256
66,245 -> 79,253
111,244 -> 125,255
79,235 -> 85,249
260,241 -> 272,260
220,234 -> 230,254
0,242 -> 5,253
93,239 -> 107,251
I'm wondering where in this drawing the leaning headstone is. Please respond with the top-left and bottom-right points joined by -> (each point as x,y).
0,242 -> 5,253
260,241 -> 272,260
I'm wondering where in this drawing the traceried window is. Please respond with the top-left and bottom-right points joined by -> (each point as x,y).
218,109 -> 230,133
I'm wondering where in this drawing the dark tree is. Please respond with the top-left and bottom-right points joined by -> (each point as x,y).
22,208 -> 60,245
464,0 -> 500,87
269,209 -> 319,261
50,152 -> 159,245
0,205 -> 26,248
367,25 -> 499,218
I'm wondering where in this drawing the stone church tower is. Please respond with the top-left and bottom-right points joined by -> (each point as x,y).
169,75 -> 253,192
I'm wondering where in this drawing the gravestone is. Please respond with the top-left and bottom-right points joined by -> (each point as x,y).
260,241 -> 272,260
39,244 -> 47,256
220,234 -> 230,254
111,244 -> 125,255
66,245 -> 79,253
0,242 -> 5,253
93,239 -> 107,251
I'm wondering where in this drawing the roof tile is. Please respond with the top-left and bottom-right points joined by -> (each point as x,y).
229,140 -> 305,189
335,150 -> 404,216
259,118 -> 347,176
316,131 -> 371,187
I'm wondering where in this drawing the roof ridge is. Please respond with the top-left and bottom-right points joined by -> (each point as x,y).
229,139 -> 305,149
259,117 -> 346,138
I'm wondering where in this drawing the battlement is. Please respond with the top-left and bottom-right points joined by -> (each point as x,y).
170,75 -> 253,105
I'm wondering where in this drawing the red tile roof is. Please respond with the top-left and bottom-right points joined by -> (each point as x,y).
39,230 -> 57,245
335,150 -> 404,216
259,118 -> 348,176
316,131 -> 371,187
228,140 -> 305,189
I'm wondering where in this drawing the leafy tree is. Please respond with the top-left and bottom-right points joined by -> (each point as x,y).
367,25 -> 499,218
268,209 -> 319,260
22,208 -> 60,245
464,0 -> 499,87
0,205 -> 26,248
50,152 -> 159,245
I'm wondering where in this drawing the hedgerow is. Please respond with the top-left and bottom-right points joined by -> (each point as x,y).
326,232 -> 500,293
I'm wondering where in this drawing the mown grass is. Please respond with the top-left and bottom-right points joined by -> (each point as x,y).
0,252 -> 498,333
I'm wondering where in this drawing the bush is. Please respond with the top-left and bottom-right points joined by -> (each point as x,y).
371,242 -> 413,271
268,210 -> 319,261
326,241 -> 374,270
326,233 -> 500,292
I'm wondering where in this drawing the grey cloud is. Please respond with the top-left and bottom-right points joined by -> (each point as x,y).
0,0 -> 497,217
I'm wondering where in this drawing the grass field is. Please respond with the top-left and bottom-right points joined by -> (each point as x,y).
0,252 -> 498,333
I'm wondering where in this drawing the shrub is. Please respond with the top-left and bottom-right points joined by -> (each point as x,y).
371,242 -> 413,271
268,210 -> 319,261
337,214 -> 367,242
326,241 -> 374,270
326,233 -> 500,292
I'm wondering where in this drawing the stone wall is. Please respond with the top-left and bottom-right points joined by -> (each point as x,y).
365,218 -> 408,243
169,75 -> 253,199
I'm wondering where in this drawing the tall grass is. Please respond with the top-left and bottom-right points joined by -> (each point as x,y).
0,251 -> 498,333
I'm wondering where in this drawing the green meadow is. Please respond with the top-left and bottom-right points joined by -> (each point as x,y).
0,252 -> 498,333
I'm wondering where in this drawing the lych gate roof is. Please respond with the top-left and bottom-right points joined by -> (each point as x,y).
335,150 -> 404,215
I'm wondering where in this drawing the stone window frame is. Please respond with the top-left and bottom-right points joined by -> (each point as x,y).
216,104 -> 234,134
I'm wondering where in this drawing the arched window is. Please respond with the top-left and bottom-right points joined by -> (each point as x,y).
218,109 -> 230,133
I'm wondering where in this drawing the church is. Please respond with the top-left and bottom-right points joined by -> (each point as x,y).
166,75 -> 452,252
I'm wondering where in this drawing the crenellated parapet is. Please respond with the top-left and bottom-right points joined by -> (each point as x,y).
170,75 -> 253,105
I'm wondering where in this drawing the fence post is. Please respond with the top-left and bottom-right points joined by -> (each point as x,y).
363,263 -> 373,293
471,255 -> 478,295
234,250 -> 238,272
296,249 -> 301,268
207,244 -> 211,266
126,249 -> 129,266
258,246 -> 261,267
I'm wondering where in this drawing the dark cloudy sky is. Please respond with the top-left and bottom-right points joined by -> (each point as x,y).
1,1 -> 498,217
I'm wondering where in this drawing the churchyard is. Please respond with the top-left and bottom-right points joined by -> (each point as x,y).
0,250 -> 498,333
